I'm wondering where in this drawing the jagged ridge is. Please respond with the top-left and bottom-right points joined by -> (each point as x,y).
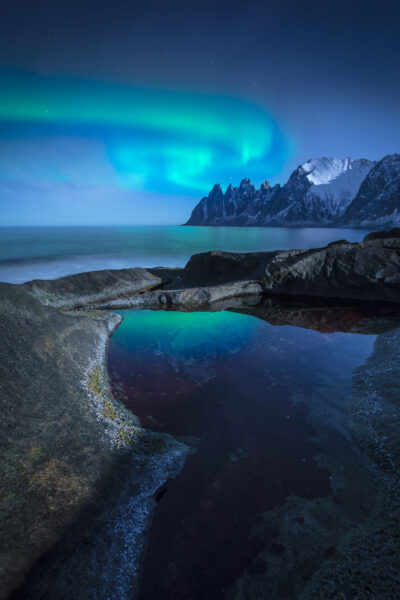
185,155 -> 400,228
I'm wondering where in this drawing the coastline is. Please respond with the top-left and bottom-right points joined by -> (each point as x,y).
1,229 -> 400,598
0,282 -> 188,599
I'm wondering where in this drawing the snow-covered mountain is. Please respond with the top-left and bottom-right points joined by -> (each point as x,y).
301,157 -> 375,219
185,156 -> 377,227
341,154 -> 400,228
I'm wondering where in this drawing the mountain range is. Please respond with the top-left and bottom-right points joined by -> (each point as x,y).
185,153 -> 400,228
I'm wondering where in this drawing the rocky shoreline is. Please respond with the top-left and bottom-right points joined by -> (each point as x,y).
88,228 -> 400,310
1,229 -> 400,598
0,283 -> 188,600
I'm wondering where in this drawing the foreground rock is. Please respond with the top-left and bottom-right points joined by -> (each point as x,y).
96,280 -> 263,310
0,283 -> 187,599
175,229 -> 400,304
1,229 -> 400,598
24,267 -> 161,308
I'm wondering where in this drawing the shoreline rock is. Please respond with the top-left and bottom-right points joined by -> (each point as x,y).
24,267 -> 161,309
173,228 -> 400,304
1,228 -> 400,598
0,283 -> 187,599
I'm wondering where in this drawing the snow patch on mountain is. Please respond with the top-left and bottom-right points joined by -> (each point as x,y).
302,157 -> 353,185
185,154 -> 399,228
301,157 -> 375,217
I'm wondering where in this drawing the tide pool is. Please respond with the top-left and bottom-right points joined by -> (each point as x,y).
107,308 -> 377,600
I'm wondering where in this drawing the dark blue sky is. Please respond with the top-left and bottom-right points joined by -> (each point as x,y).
0,0 -> 399,224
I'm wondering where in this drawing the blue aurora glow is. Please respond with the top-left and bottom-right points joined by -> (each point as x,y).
0,69 -> 290,195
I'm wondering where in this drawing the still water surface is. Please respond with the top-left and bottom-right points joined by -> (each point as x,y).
108,308 -> 377,599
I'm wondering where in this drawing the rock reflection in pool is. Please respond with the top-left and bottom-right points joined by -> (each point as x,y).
107,309 -> 376,600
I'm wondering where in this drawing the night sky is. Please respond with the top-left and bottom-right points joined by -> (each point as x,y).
0,0 -> 399,225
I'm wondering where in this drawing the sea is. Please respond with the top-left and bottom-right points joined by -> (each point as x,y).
0,225 -> 371,283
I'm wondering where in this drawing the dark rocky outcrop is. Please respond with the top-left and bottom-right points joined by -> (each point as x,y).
164,230 -> 400,305
261,236 -> 400,302
2,229 -> 400,598
363,226 -> 400,241
180,250 -> 275,287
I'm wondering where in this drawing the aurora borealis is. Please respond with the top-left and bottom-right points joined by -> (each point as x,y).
0,0 -> 399,224
0,68 -> 289,223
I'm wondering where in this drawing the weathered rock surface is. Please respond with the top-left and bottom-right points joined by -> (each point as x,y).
0,283 -> 186,599
2,228 -> 400,598
262,236 -> 400,302
178,250 -> 274,287
175,230 -> 400,304
96,280 -> 263,310
24,267 -> 161,308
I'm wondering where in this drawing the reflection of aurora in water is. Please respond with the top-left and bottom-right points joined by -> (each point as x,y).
112,309 -> 257,357
0,69 -> 290,195
15,306 -> 398,600
107,308 -> 378,600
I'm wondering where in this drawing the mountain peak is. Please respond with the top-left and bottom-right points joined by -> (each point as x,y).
184,153 -> 398,227
302,157 -> 351,185
260,180 -> 270,190
342,153 -> 400,226
209,183 -> 223,198
239,178 -> 255,194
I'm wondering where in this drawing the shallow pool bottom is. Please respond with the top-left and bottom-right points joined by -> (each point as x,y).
108,308 -> 377,600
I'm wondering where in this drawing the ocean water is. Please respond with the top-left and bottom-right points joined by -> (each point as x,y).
107,308 -> 379,600
0,225 -> 371,283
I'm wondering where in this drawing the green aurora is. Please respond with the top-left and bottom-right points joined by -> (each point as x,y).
0,69 -> 291,195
